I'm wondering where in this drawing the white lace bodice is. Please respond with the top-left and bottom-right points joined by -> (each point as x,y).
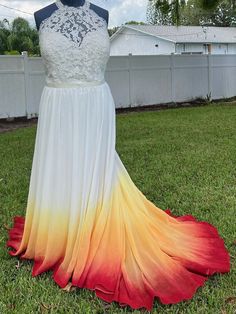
39,0 -> 110,85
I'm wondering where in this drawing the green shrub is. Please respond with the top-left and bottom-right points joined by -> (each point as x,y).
4,50 -> 20,55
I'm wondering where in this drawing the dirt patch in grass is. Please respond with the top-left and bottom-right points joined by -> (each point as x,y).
0,117 -> 38,134
1,98 -> 236,133
116,98 -> 236,114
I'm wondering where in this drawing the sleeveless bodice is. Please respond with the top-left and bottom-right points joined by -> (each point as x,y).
39,0 -> 110,85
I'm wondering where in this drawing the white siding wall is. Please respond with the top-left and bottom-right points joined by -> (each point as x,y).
110,28 -> 175,56
181,43 -> 205,53
0,54 -> 236,117
212,43 -> 228,54
228,44 -> 236,54
213,43 -> 236,54
177,43 -> 236,54
111,29 -> 236,55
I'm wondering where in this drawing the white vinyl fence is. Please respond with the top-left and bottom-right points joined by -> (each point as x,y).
0,53 -> 236,119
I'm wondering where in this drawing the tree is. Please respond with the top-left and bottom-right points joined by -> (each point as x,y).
108,26 -> 120,37
30,28 -> 40,55
0,19 -> 10,54
147,0 -> 186,25
125,21 -> 146,25
0,17 -> 40,55
200,0 -> 236,26
7,18 -> 33,53
199,0 -> 235,9
147,0 -> 236,26
181,0 -> 236,26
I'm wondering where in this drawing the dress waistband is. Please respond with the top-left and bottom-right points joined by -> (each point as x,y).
46,79 -> 106,88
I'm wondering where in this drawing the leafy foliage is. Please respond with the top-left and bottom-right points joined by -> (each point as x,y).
0,17 -> 40,56
200,0 -> 220,9
147,0 -> 236,26
147,0 -> 187,25
0,19 -> 10,54
181,0 -> 236,26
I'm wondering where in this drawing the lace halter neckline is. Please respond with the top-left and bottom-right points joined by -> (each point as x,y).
39,0 -> 110,85
55,0 -> 90,10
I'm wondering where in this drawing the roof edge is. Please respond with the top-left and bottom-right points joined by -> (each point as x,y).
110,25 -> 125,42
110,24 -> 177,43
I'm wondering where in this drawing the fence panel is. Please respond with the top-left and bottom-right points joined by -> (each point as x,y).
211,55 -> 236,99
0,56 -> 26,118
0,53 -> 235,118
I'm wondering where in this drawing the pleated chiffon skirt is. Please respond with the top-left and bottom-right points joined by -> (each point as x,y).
6,81 -> 230,310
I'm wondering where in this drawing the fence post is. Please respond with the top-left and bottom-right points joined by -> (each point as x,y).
128,53 -> 132,107
207,54 -> 212,101
22,51 -> 30,118
170,53 -> 175,102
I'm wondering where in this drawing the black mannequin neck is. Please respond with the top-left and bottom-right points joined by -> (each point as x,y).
34,0 -> 108,30
61,0 -> 85,6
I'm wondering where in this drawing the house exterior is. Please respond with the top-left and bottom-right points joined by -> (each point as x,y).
110,25 -> 236,55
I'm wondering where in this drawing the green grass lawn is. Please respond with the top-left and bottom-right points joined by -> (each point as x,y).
0,102 -> 236,314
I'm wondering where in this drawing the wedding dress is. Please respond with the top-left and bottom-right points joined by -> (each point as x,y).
6,0 -> 230,310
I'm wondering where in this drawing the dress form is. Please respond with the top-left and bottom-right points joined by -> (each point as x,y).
34,0 -> 109,31
61,0 -> 85,5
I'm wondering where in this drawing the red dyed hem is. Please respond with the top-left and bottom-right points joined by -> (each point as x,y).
6,211 -> 231,311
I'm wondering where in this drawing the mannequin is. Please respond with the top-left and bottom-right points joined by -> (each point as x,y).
34,0 -> 109,31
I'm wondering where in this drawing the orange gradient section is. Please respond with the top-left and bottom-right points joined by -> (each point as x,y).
6,167 -> 230,310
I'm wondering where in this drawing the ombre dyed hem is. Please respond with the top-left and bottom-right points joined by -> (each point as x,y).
6,164 -> 230,310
